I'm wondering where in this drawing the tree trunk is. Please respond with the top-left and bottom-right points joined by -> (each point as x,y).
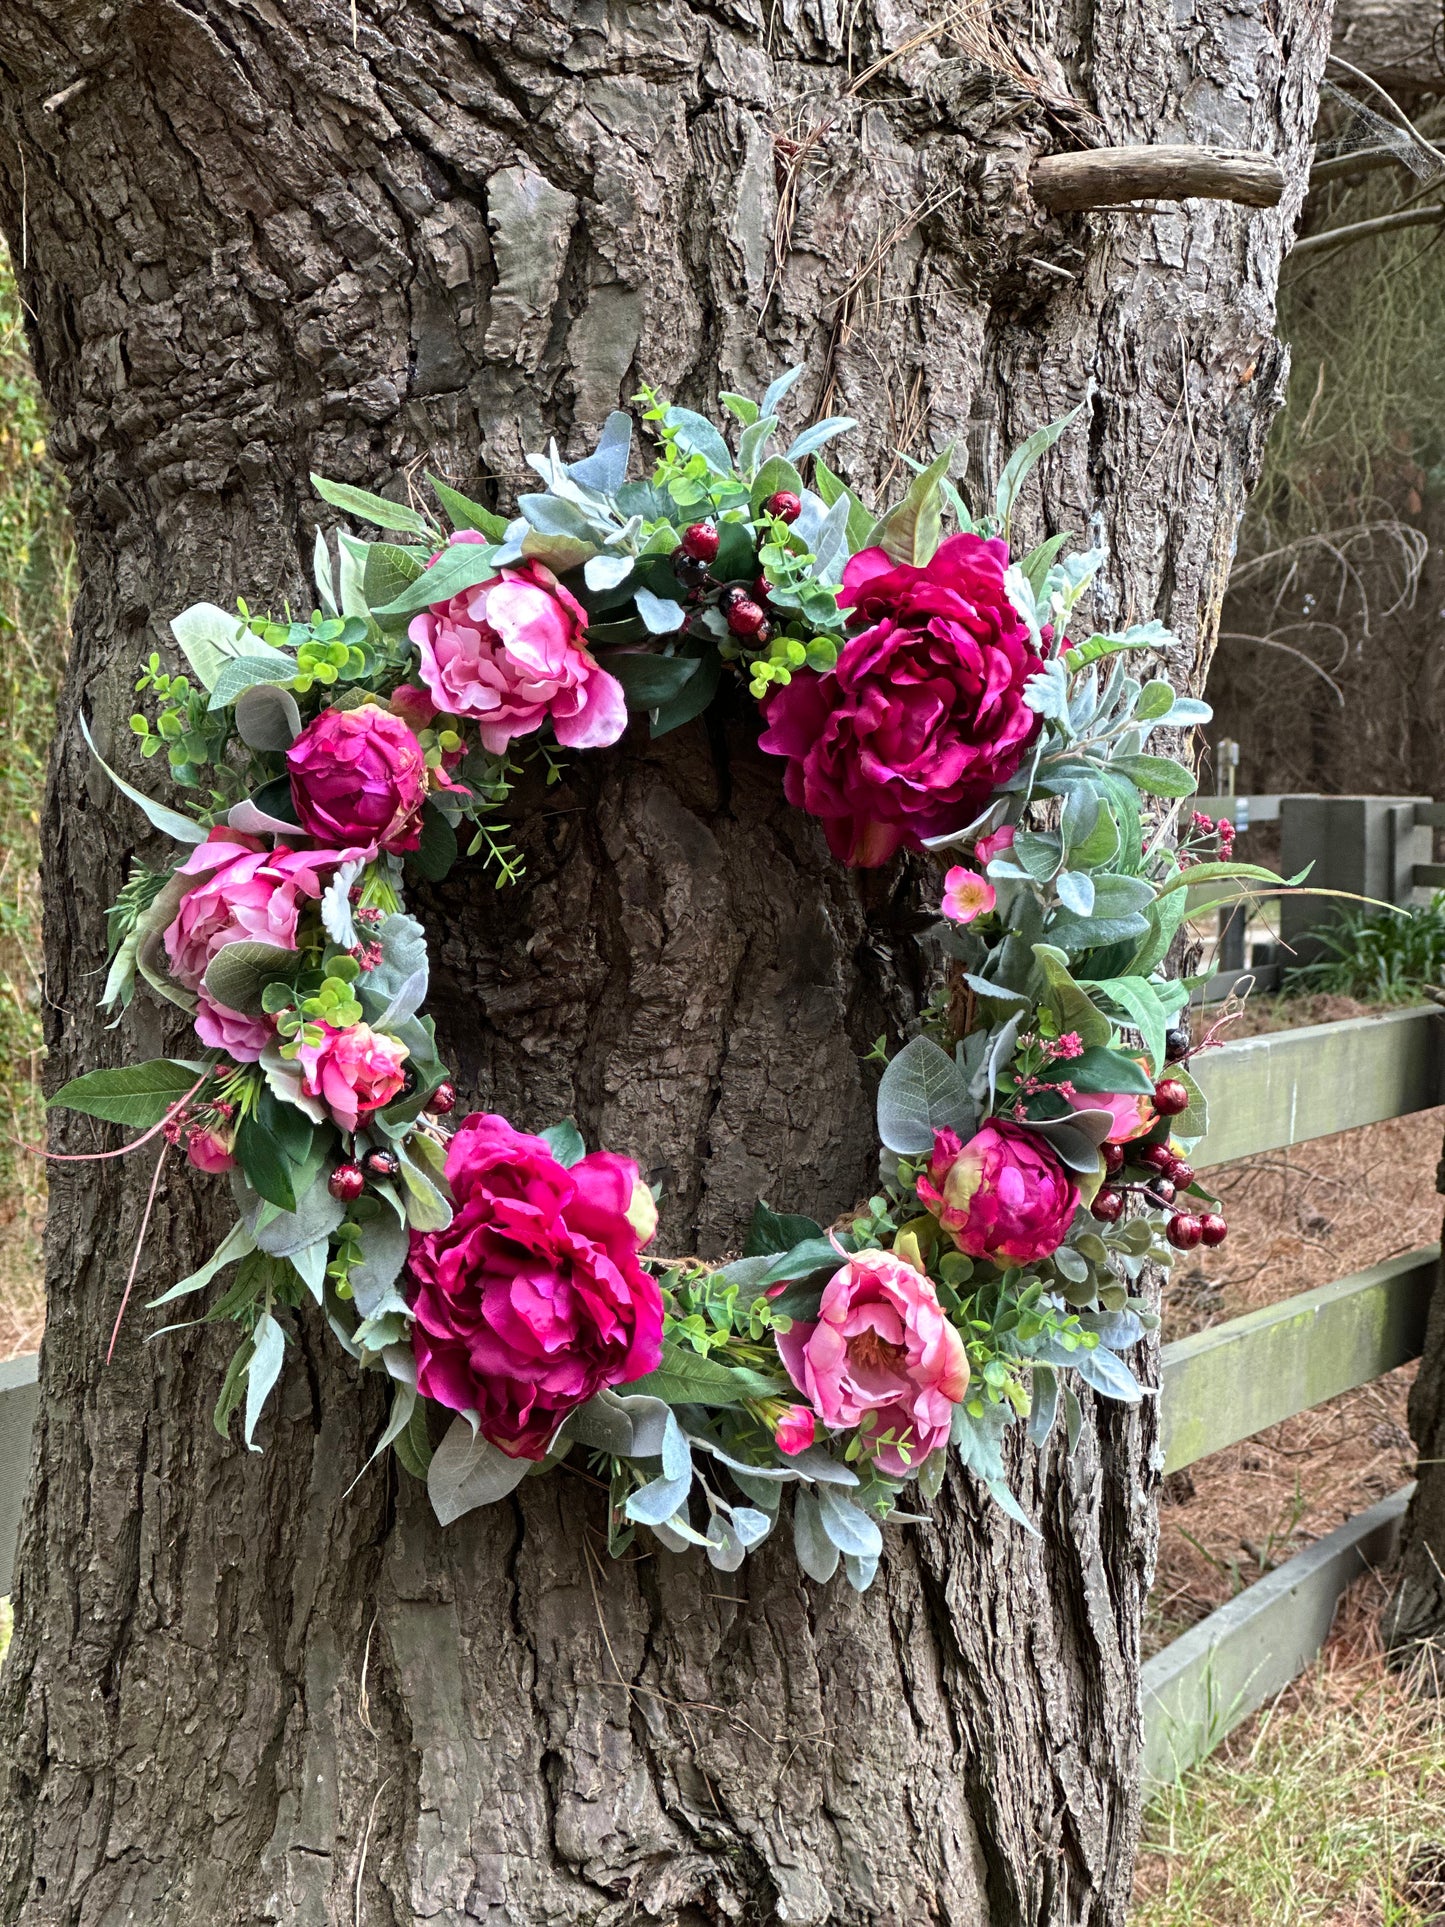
0,3 -> 1327,1921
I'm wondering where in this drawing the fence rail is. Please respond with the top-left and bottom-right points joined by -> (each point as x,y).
1,1007 -> 1443,1792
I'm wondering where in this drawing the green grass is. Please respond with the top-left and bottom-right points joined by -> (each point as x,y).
1134,1625 -> 1445,1925
0,244 -> 72,1360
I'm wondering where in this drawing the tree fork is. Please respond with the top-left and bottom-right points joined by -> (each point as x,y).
0,2 -> 1330,1922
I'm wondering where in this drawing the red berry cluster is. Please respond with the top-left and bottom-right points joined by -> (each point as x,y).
327,1081 -> 458,1202
1088,1076 -> 1227,1249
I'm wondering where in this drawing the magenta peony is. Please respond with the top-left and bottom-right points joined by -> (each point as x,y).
295,1021 -> 409,1134
408,536 -> 626,753
774,1405 -> 817,1455
757,533 -> 1041,867
164,831 -> 366,1063
918,1120 -> 1078,1264
286,703 -> 428,853
406,1113 -> 663,1458
774,1248 -> 969,1477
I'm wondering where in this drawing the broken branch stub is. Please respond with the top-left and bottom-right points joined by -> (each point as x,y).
1031,144 -> 1288,211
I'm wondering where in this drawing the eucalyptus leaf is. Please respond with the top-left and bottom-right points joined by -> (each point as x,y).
428,1415 -> 531,1524
792,1487 -> 841,1582
243,1311 -> 287,1451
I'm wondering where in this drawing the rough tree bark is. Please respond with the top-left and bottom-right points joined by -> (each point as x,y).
0,3 -> 1327,1921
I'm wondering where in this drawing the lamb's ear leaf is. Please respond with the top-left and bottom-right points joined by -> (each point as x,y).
876,1035 -> 975,1155
427,1415 -> 530,1525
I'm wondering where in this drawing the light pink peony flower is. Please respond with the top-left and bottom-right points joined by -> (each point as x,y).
774,1248 -> 969,1477
408,535 -> 626,753
774,1405 -> 818,1455
1067,1057 -> 1156,1144
941,866 -> 996,924
295,1022 -> 409,1134
406,1113 -> 664,1458
975,824 -> 1016,866
918,1122 -> 1078,1265
287,703 -> 429,853
163,831 -> 370,1064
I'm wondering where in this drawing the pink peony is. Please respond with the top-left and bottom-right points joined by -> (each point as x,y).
918,1121 -> 1078,1265
975,824 -> 1016,866
775,1249 -> 968,1477
774,1405 -> 818,1455
164,831 -> 368,1064
757,533 -> 1041,867
408,535 -> 626,753
1068,1058 -> 1156,1143
406,1113 -> 664,1458
295,1022 -> 409,1134
941,866 -> 996,924
286,703 -> 428,854
185,1124 -> 236,1175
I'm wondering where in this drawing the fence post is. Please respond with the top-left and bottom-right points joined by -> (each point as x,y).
1278,796 -> 1432,964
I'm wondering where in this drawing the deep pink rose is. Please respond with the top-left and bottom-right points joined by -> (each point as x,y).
917,1121 -> 1078,1265
758,533 -> 1041,866
408,536 -> 626,753
286,704 -> 428,853
185,1124 -> 236,1175
163,831 -> 366,1063
295,1022 -> 409,1134
406,1113 -> 664,1458
775,1248 -> 969,1477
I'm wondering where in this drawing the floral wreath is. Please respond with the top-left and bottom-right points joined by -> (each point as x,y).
56,373 -> 1283,1588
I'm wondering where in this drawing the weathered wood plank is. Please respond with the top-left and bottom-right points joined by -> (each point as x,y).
1192,1005 -> 1445,1168
1160,1248 -> 1437,1475
0,1351 -> 38,1598
1413,863 -> 1445,888
1142,1485 -> 1412,1786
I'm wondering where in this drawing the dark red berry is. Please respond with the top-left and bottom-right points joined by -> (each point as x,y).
1169,1159 -> 1195,1189
1140,1142 -> 1176,1174
1153,1078 -> 1190,1117
362,1147 -> 401,1180
726,597 -> 768,639
1166,1213 -> 1204,1251
764,489 -> 802,523
1090,1187 -> 1125,1223
1165,1024 -> 1192,1061
1152,1178 -> 1177,1206
328,1162 -> 365,1203
680,521 -> 720,562
752,574 -> 773,605
1103,1141 -> 1125,1175
719,585 -> 747,611
1199,1213 -> 1228,1247
427,1079 -> 457,1116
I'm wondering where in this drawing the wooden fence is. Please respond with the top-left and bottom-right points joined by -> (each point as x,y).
1,1006 -> 1442,1792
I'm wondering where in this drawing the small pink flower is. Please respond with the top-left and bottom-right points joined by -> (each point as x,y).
774,1405 -> 817,1455
1050,1032 -> 1084,1061
408,535 -> 626,754
918,1121 -> 1078,1265
287,704 -> 429,853
774,1248 -> 970,1477
185,1124 -> 236,1175
975,824 -> 1016,867
941,867 -> 996,924
295,1022 -> 409,1134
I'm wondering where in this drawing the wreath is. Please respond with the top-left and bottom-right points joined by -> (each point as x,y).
55,375 -> 1281,1587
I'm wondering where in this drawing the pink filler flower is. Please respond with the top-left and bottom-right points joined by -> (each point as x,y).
408,534 -> 626,753
775,1248 -> 969,1477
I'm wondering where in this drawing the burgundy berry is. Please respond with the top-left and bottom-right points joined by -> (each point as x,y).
719,585 -> 747,611
1140,1142 -> 1176,1174
1102,1141 -> 1125,1175
1091,1187 -> 1125,1223
362,1147 -> 401,1180
1199,1213 -> 1228,1247
427,1078 -> 457,1116
680,521 -> 720,562
1166,1213 -> 1204,1251
1169,1159 -> 1195,1189
726,597 -> 768,639
1153,1078 -> 1190,1117
765,489 -> 802,523
328,1163 -> 366,1204
752,574 -> 773,605
1165,1024 -> 1192,1062
1152,1178 -> 1177,1206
